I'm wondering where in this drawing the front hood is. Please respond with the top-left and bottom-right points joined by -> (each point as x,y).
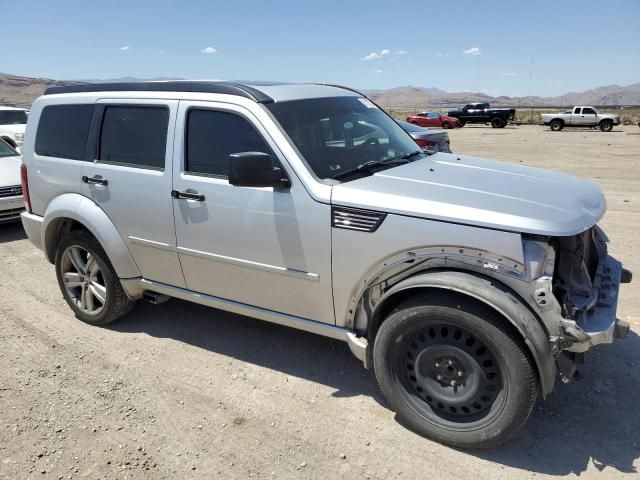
331,153 -> 605,236
0,155 -> 21,187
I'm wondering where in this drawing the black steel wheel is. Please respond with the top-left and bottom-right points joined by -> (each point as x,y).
373,293 -> 537,449
401,323 -> 504,424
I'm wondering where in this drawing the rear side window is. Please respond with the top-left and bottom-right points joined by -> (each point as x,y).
35,104 -> 94,159
574,107 -> 582,114
99,106 -> 168,169
186,109 -> 272,177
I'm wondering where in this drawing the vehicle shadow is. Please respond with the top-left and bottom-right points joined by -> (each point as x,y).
470,329 -> 640,475
0,222 -> 26,243
109,299 -> 382,401
111,300 -> 639,475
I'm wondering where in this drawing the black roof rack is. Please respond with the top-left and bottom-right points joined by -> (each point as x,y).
43,81 -> 274,103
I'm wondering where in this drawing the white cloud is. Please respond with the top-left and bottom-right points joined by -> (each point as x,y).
397,49 -> 408,55
373,69 -> 383,73
463,47 -> 482,56
362,48 -> 390,61
501,72 -> 517,76
201,46 -> 217,54
159,50 -> 165,54
437,53 -> 449,57
362,52 -> 381,61
120,46 -> 130,51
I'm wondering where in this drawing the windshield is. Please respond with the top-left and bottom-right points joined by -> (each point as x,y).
0,139 -> 18,157
0,110 -> 28,125
266,97 -> 423,181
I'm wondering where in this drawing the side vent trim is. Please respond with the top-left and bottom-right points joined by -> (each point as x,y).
332,206 -> 386,233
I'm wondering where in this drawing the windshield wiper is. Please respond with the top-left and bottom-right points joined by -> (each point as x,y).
333,151 -> 424,181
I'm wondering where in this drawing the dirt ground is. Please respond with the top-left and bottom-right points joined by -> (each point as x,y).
1,124 -> 639,479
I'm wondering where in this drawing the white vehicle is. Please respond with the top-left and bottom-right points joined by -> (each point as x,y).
542,106 -> 620,132
0,106 -> 29,151
0,139 -> 24,223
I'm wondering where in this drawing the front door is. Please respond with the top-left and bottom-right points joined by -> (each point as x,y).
171,101 -> 334,324
81,99 -> 186,288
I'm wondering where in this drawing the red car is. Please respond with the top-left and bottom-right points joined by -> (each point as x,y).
406,112 -> 460,129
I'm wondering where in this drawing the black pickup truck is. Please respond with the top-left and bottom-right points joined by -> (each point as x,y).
447,103 -> 516,128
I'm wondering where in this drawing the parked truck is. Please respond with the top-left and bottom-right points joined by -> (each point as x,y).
447,103 -> 515,128
542,106 -> 620,132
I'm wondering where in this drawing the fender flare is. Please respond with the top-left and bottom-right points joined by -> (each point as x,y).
369,270 -> 556,397
42,193 -> 141,279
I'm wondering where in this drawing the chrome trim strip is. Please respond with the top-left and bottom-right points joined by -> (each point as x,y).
128,235 -> 177,252
176,246 -> 320,282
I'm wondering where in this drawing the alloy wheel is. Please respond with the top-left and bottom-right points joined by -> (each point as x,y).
60,245 -> 107,315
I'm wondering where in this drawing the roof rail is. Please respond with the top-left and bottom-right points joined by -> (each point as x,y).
43,81 -> 274,103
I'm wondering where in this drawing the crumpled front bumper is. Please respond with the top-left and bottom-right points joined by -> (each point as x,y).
565,254 -> 632,352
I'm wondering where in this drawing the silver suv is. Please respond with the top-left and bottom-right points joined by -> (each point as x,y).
20,82 -> 632,449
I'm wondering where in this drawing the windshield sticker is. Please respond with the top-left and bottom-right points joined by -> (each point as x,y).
358,98 -> 378,109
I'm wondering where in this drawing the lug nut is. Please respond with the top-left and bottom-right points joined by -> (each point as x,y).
457,371 -> 464,377
435,362 -> 440,368
447,359 -> 454,365
436,375 -> 443,381
450,380 -> 457,387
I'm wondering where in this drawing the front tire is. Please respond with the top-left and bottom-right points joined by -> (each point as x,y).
55,230 -> 135,326
373,293 -> 537,449
599,120 -> 613,132
442,122 -> 451,129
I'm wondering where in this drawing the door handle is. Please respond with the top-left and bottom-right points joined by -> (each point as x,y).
171,190 -> 205,201
82,175 -> 108,186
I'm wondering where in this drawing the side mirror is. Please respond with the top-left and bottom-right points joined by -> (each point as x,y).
228,152 -> 290,188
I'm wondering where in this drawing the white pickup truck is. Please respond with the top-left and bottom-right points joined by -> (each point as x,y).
542,106 -> 620,132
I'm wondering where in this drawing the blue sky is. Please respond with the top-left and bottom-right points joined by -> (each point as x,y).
3,0 -> 639,97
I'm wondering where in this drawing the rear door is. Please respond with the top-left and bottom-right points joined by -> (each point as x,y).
81,99 -> 186,287
580,107 -> 598,126
570,107 -> 582,125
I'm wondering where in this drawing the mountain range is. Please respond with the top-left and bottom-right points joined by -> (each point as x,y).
1,73 -> 639,109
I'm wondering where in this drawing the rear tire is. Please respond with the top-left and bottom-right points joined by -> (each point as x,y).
491,117 -> 505,128
373,293 -> 537,449
458,120 -> 466,127
55,230 -> 136,326
550,119 -> 564,131
599,120 -> 613,132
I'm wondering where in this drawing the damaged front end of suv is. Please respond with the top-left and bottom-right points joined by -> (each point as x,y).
544,226 -> 632,378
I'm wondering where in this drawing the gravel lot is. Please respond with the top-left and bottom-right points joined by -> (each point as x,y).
1,124 -> 639,479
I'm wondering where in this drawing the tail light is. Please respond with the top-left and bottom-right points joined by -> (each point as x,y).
415,139 -> 436,149
21,163 -> 32,213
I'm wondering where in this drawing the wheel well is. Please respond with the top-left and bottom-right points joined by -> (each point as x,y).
368,287 -> 524,344
44,218 -> 91,263
550,118 -> 564,124
599,118 -> 613,124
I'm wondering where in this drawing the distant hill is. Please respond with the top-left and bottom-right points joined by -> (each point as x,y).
1,72 -> 639,109
0,73 -> 80,108
363,82 -> 640,108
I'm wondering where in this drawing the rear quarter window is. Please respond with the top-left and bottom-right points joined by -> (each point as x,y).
35,104 -> 94,160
